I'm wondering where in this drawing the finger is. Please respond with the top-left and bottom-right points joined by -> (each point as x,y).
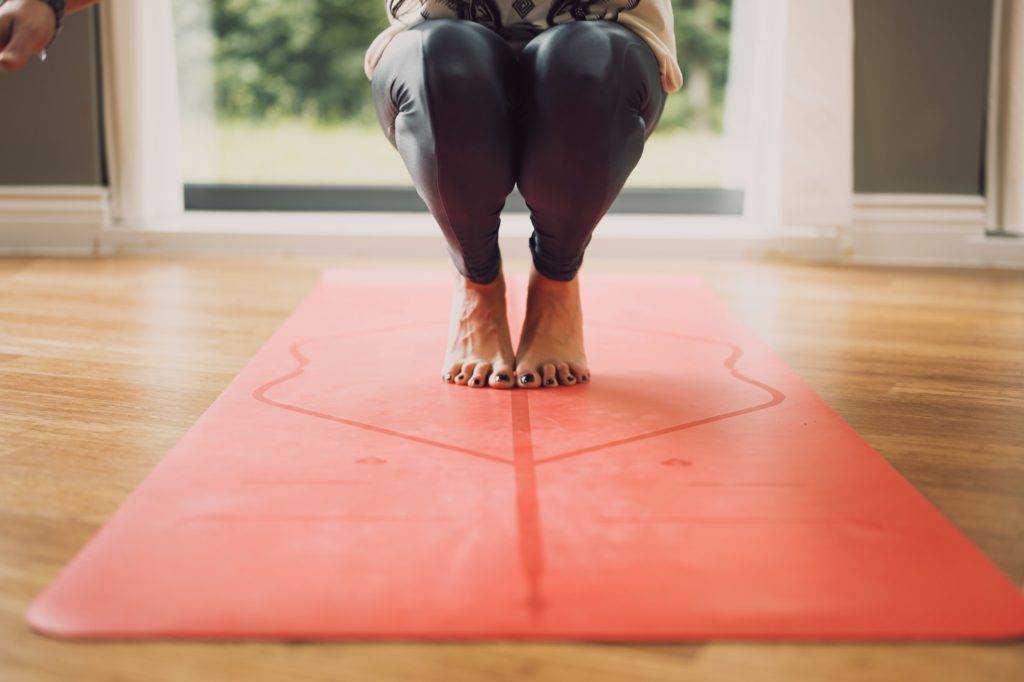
0,12 -> 13,49
0,48 -> 29,71
0,39 -> 30,72
0,20 -> 48,71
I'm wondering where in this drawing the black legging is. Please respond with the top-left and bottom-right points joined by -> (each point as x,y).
371,19 -> 666,283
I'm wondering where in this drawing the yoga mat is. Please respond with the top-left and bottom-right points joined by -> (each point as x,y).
28,272 -> 1024,640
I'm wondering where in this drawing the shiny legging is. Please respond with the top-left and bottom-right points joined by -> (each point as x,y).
371,19 -> 666,283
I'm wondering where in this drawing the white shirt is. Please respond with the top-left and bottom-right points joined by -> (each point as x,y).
365,0 -> 684,93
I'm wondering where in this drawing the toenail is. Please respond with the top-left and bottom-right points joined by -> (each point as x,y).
496,373 -> 510,382
443,373 -> 452,382
520,374 -> 534,384
545,379 -> 555,385
456,374 -> 465,381
471,378 -> 481,385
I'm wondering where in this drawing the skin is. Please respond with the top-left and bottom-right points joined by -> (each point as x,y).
513,267 -> 591,389
443,265 -> 591,390
0,0 -> 98,72
442,268 -> 517,389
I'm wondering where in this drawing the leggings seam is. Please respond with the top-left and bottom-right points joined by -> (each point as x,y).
583,31 -> 640,261
417,32 -> 461,270
421,25 -> 506,284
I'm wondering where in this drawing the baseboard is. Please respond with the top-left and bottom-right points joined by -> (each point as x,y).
843,193 -> 1024,268
765,225 -> 845,262
0,186 -> 109,256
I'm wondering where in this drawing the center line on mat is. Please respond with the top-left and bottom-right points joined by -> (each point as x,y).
511,389 -> 546,618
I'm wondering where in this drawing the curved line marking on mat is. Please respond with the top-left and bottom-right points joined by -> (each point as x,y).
252,321 -> 510,465
251,320 -> 784,468
533,322 -> 786,466
249,317 -> 786,620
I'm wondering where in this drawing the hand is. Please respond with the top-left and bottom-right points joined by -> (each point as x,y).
0,0 -> 58,72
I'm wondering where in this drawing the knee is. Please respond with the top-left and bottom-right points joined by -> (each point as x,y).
416,20 -> 512,93
376,20 -> 513,122
523,22 -> 659,114
524,24 -> 611,96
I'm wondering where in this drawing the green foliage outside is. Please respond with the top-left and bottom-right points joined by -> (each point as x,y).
671,0 -> 732,130
173,0 -> 732,132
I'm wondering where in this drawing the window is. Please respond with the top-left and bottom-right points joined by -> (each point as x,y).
172,0 -> 741,213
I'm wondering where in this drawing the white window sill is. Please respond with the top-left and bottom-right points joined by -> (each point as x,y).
98,210 -> 787,260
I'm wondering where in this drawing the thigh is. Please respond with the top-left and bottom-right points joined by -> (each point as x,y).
368,19 -> 520,285
518,20 -> 665,138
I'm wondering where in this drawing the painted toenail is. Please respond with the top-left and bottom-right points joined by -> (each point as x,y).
456,374 -> 465,381
496,373 -> 510,382
521,374 -> 534,384
545,379 -> 555,385
471,378 -> 480,385
444,373 -> 452,382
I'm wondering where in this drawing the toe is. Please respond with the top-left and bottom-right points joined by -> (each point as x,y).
541,363 -> 557,388
443,361 -> 462,383
489,366 -> 515,389
469,363 -> 491,388
516,364 -> 540,389
556,362 -> 576,385
570,362 -> 590,383
454,362 -> 475,385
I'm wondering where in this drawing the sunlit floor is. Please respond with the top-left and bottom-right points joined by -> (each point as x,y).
1,256 -> 1022,681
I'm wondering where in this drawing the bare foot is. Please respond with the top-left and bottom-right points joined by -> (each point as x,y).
514,267 -> 591,389
442,268 -> 516,389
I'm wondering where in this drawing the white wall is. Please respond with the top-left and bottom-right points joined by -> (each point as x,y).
1000,0 -> 1024,232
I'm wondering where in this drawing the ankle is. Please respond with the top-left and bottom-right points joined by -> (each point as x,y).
458,269 -> 506,296
529,266 -> 577,294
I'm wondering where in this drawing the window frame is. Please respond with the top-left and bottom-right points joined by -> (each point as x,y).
101,1 -> 849,237
183,185 -> 744,215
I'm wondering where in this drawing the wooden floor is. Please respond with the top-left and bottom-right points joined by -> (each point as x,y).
1,256 -> 1022,681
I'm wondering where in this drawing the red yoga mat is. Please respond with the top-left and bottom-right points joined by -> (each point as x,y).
28,272 -> 1024,640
